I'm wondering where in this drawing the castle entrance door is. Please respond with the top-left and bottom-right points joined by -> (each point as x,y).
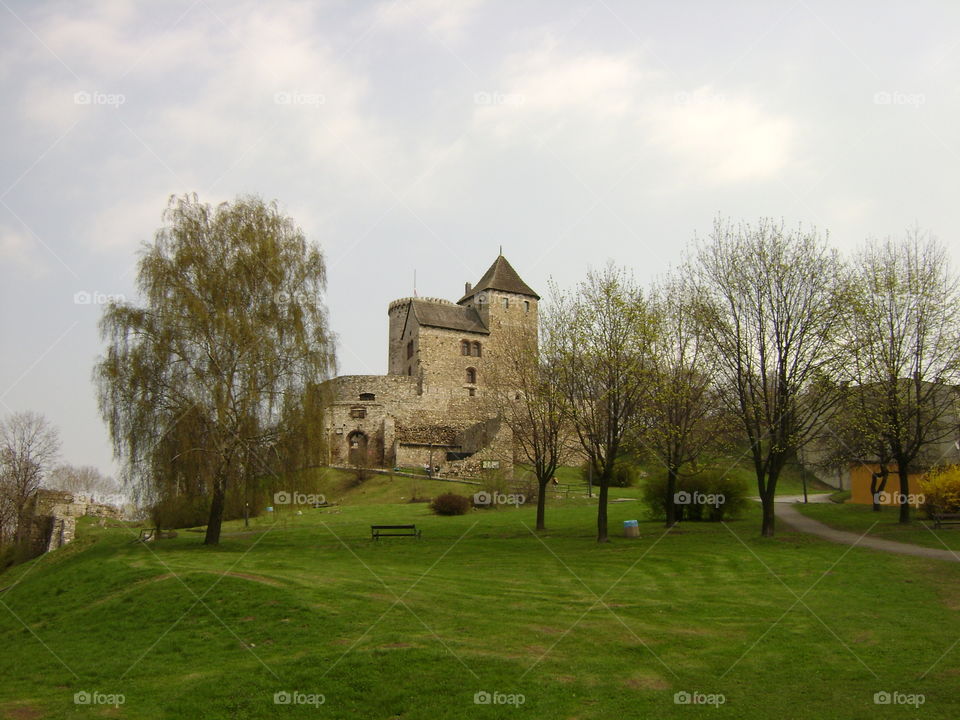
348,431 -> 369,465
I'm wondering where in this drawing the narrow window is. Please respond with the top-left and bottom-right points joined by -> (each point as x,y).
472,341 -> 481,357
524,300 -> 530,313
466,367 -> 477,384
461,340 -> 470,356
501,296 -> 509,309
469,388 -> 476,397
406,340 -> 414,359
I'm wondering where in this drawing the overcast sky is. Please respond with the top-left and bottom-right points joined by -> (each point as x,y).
1,0 -> 958,477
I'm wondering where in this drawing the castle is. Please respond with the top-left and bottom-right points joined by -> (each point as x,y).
322,255 -> 539,477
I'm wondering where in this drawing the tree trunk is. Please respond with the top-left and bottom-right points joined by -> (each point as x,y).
870,469 -> 888,512
897,465 -> 911,524
536,478 -> 548,531
597,472 -> 610,543
204,474 -> 227,545
760,493 -> 776,537
665,465 -> 679,528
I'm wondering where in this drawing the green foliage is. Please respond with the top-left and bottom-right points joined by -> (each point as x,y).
641,469 -> 749,521
429,492 -> 471,516
95,194 -> 336,544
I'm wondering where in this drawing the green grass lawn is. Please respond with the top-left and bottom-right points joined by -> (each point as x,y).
794,501 -> 960,552
1,482 -> 958,719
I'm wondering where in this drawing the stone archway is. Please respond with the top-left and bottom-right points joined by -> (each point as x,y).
347,431 -> 369,466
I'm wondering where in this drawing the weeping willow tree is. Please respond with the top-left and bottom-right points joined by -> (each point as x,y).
95,194 -> 336,544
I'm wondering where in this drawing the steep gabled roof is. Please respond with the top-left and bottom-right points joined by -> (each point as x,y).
411,299 -> 489,334
459,255 -> 539,303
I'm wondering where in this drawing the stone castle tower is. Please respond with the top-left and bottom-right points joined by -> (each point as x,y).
323,255 -> 538,476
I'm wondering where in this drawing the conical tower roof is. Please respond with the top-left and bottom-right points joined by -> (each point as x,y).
459,255 -> 539,303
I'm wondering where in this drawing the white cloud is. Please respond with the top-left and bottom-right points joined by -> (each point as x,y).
471,42 -> 796,184
374,0 -> 485,45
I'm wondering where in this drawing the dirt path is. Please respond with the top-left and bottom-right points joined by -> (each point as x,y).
776,502 -> 960,563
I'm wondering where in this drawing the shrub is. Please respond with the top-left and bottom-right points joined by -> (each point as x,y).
430,492 -> 471,516
920,465 -> 960,517
641,469 -> 749,522
150,494 -> 209,529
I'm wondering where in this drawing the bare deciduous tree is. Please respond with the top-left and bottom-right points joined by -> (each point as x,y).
840,231 -> 960,523
552,265 -> 655,542
484,309 -> 574,531
694,218 -> 845,537
635,274 -> 726,527
0,411 -> 61,546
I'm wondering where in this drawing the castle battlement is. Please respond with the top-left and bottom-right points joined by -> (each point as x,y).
388,296 -> 453,313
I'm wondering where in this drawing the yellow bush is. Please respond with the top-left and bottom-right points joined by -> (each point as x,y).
919,465 -> 960,516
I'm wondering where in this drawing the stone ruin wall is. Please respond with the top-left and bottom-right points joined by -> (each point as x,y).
26,489 -> 124,557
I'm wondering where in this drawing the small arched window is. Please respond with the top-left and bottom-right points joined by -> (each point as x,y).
461,340 -> 471,356
466,367 -> 477,384
472,341 -> 481,357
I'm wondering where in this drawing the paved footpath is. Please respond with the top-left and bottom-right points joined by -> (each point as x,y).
775,501 -> 960,563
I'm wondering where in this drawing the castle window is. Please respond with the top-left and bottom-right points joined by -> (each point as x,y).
472,341 -> 481,357
524,300 -> 530,313
350,407 -> 366,419
406,340 -> 414,359
407,367 -> 412,376
501,296 -> 509,309
359,393 -> 375,401
466,367 -> 477,384
469,388 -> 476,397
461,340 -> 470,355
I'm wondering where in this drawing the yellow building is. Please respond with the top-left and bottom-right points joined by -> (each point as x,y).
849,463 -> 925,507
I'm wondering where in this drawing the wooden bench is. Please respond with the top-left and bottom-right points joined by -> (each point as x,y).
371,524 -> 421,540
134,528 -> 156,543
932,512 -> 960,529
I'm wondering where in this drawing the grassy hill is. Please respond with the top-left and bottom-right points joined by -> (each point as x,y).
1,473 -> 957,718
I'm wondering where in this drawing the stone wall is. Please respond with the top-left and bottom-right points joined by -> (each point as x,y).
25,489 -> 124,558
